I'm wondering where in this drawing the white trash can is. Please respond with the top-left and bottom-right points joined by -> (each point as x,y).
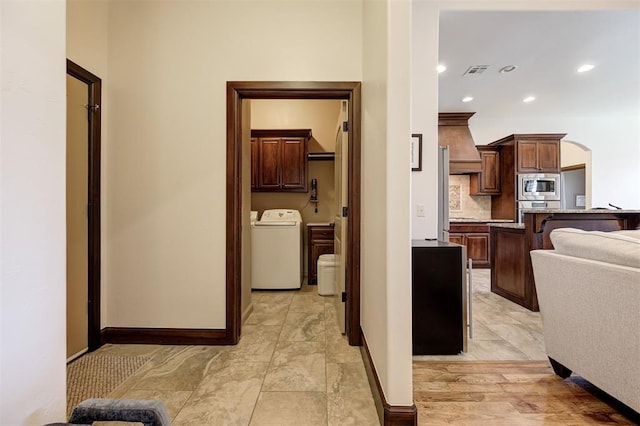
317,254 -> 336,296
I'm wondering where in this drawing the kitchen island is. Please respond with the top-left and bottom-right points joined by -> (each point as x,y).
490,209 -> 640,311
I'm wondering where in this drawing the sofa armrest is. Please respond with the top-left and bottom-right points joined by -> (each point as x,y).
531,250 -> 640,412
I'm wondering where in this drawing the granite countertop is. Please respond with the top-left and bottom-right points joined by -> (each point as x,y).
306,222 -> 334,227
449,218 -> 514,223
489,223 -> 525,229
521,209 -> 640,214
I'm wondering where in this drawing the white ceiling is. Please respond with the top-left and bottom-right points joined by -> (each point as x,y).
438,10 -> 640,119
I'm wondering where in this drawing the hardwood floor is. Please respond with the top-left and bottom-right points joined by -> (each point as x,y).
413,361 -> 639,425
411,270 -> 639,424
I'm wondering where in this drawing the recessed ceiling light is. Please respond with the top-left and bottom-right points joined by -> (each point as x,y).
499,65 -> 517,73
523,96 -> 536,103
462,96 -> 474,103
577,64 -> 595,73
437,64 -> 447,74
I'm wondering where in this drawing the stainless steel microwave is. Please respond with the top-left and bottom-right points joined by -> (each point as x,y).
517,173 -> 561,201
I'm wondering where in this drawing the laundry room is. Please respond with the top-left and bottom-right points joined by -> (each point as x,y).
249,99 -> 343,288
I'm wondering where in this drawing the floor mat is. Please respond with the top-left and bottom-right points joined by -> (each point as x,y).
67,354 -> 151,417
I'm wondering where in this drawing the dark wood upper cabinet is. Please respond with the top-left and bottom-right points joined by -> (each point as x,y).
470,146 -> 500,195
251,129 -> 310,192
516,139 -> 560,173
250,138 -> 258,190
489,133 -> 565,221
281,138 -> 306,189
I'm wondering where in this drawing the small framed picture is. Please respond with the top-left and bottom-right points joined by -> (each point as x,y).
411,133 -> 422,171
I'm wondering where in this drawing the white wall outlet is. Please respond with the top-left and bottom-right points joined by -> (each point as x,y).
417,204 -> 425,217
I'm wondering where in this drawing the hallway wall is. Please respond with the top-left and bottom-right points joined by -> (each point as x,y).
0,1 -> 67,423
66,0 -> 110,328
105,1 -> 362,328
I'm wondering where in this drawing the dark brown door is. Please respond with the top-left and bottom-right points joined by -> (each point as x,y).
66,60 -> 102,353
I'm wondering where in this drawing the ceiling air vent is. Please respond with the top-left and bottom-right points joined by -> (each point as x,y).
463,65 -> 490,76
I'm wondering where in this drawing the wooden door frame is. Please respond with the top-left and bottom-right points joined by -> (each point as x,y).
66,59 -> 102,351
226,81 -> 362,346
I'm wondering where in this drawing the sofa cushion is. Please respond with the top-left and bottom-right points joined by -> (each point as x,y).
611,229 -> 640,240
549,227 -> 640,269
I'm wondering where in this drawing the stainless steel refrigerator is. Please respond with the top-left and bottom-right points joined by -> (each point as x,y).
438,146 -> 450,242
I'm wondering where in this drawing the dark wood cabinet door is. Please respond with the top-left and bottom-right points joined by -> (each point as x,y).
480,150 -> 500,193
471,148 -> 500,195
251,130 -> 310,192
517,140 -> 560,173
517,141 -> 539,172
465,233 -> 490,267
250,138 -> 258,190
281,137 -> 307,190
537,141 -> 559,172
258,137 -> 281,189
448,233 -> 465,246
308,225 -> 334,284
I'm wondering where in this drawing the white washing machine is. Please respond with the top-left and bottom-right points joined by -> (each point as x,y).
251,209 -> 303,290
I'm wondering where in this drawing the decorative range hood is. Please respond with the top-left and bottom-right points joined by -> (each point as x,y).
438,112 -> 482,174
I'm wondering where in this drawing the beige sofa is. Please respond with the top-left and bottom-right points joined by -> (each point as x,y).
530,227 -> 640,413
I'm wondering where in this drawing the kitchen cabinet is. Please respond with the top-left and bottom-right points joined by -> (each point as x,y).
412,240 -> 467,355
488,134 -> 565,221
250,138 -> 258,190
449,223 -> 490,268
517,140 -> 560,173
251,129 -> 311,192
307,224 -> 334,285
470,146 -> 501,195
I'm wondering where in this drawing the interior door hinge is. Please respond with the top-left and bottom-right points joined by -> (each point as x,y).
341,291 -> 347,302
342,206 -> 348,217
342,121 -> 348,132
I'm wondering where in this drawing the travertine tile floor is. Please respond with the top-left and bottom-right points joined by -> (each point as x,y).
86,270 -> 545,424
99,283 -> 380,425
413,269 -> 547,362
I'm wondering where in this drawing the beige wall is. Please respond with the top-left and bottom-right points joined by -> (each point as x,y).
105,1 -> 361,328
562,140 -> 592,208
67,0 -> 110,328
0,1 -> 67,423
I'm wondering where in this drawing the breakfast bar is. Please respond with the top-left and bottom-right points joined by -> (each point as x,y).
490,209 -> 640,311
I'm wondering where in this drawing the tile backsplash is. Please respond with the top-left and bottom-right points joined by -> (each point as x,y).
449,175 -> 492,220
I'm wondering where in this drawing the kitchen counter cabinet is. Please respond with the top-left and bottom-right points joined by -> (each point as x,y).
307,224 -> 334,285
490,210 -> 640,311
449,223 -> 490,268
489,133 -> 565,221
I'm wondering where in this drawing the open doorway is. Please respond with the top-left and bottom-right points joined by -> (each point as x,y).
66,60 -> 102,358
226,82 -> 362,346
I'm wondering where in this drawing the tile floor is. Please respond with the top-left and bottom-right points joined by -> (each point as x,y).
99,283 -> 380,425
87,269 -> 546,425
413,269 -> 547,362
